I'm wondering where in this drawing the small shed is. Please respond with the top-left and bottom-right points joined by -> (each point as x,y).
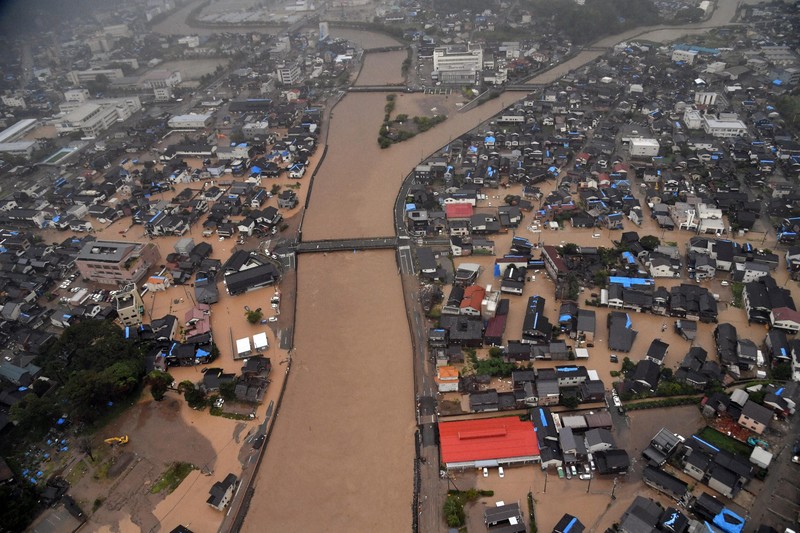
749,446 -> 773,469
252,332 -> 269,352
235,337 -> 252,359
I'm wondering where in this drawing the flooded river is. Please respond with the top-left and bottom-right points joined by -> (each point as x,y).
152,1 -> 765,531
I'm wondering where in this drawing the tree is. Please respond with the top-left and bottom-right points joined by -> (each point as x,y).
640,235 -> 660,251
621,357 -> 635,374
146,370 -> 174,401
443,494 -> 466,527
78,436 -> 95,461
179,381 -> 207,409
245,308 -> 264,324
219,381 -> 236,402
561,243 -> 579,255
488,347 -> 504,358
561,395 -> 579,409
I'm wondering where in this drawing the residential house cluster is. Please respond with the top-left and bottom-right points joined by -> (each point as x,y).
532,405 -> 630,475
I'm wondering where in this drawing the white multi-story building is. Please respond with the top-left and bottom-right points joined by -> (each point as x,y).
141,70 -> 182,89
276,62 -> 302,85
433,43 -> 483,84
0,141 -> 38,160
1,94 -> 26,109
55,104 -> 119,137
153,86 -> 172,102
683,108 -> 703,129
178,35 -> 200,48
671,49 -> 698,64
702,114 -> 748,138
167,114 -> 213,129
59,97 -> 142,122
629,138 -> 660,157
67,68 -> 124,85
64,89 -> 90,103
694,91 -> 718,106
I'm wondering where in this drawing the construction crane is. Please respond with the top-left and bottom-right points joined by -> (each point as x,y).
104,435 -> 129,446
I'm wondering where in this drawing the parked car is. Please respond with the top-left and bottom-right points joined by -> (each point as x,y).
571,465 -> 577,476
268,316 -> 278,323
610,354 -> 618,363
498,467 -> 504,478
482,467 -> 489,477
579,474 -> 592,480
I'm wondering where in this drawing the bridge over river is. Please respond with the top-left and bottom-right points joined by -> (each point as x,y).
293,236 -> 400,253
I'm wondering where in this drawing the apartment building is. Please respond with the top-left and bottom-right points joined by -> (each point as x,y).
76,240 -> 161,285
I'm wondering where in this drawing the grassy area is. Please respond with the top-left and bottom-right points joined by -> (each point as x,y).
65,459 -> 89,486
731,282 -> 744,308
696,426 -> 752,456
150,462 -> 195,495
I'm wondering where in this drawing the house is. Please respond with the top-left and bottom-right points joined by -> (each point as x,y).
553,514 -> 584,533
485,503 -> 526,533
645,339 -> 669,366
643,428 -> 683,466
737,400 -> 772,435
594,449 -> 630,475
642,466 -> 688,500
522,296 -> 552,344
207,473 -> 237,511
607,312 -> 637,352
435,366 -> 459,392
584,428 -> 615,453
618,496 -> 662,533
575,310 -> 596,343
771,307 -> 800,334
631,359 -> 660,393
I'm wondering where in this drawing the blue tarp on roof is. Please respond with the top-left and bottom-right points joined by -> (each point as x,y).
539,409 -> 548,427
609,276 -> 653,288
713,509 -> 745,533
563,517 -> 578,533
560,314 -> 572,322
485,136 -> 495,144
405,203 -> 416,211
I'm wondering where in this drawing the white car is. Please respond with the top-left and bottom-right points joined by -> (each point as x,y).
271,302 -> 279,309
498,467 -> 504,478
268,316 -> 278,323
482,467 -> 489,477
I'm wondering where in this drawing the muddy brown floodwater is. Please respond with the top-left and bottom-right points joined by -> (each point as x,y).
242,251 -> 416,532
149,1 -> 769,531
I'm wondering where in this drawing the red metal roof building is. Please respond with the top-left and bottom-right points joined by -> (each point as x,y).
445,203 -> 474,220
439,417 -> 540,469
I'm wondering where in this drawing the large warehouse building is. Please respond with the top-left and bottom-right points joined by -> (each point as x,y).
439,417 -> 540,470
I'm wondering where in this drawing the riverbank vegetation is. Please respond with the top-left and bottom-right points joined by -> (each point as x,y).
378,94 -> 447,148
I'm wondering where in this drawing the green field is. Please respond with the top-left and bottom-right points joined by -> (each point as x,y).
696,427 -> 752,456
